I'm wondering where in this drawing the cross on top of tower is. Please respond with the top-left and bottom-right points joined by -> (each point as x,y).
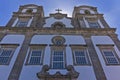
55,8 -> 62,13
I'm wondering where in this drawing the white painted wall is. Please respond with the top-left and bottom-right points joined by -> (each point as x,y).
43,17 -> 73,28
92,36 -> 120,80
75,66 -> 96,80
31,35 -> 86,44
0,35 -> 25,80
19,66 -> 41,80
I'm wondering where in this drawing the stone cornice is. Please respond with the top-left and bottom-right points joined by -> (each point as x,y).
74,13 -> 104,18
0,27 -> 116,36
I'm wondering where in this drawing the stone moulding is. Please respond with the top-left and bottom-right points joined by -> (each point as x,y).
37,65 -> 79,80
0,27 -> 116,35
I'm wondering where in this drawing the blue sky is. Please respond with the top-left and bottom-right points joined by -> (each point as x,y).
0,0 -> 120,39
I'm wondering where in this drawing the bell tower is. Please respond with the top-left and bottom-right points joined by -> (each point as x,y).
6,4 -> 44,27
72,5 -> 109,28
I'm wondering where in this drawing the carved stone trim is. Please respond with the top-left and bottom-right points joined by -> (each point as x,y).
37,65 -> 79,80
0,27 -> 116,36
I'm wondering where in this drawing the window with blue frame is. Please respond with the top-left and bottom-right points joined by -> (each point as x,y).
52,50 -> 65,69
102,50 -> 119,64
73,50 -> 89,65
28,50 -> 42,65
0,48 -> 13,65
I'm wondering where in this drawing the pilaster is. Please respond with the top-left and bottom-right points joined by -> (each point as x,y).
84,35 -> 107,80
109,34 -> 120,51
0,33 -> 7,41
6,15 -> 17,27
8,33 -> 33,80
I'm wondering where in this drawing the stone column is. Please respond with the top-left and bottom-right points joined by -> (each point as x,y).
8,33 -> 33,80
84,36 -> 107,80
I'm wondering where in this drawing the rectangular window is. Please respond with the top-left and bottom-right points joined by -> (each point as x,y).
0,48 -> 13,65
28,50 -> 42,65
102,50 -> 119,64
73,50 -> 89,65
17,21 -> 28,27
88,22 -> 100,28
52,50 -> 65,69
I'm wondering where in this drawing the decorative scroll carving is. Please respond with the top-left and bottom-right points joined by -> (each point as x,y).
37,65 -> 50,79
37,65 -> 79,80
66,65 -> 79,78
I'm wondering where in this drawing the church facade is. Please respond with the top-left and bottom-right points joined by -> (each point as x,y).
0,4 -> 120,80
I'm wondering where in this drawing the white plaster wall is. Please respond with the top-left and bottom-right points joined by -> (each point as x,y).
92,36 -> 114,45
92,36 -> 120,80
75,66 -> 96,80
43,46 -> 51,65
31,35 -> 86,44
0,35 -> 25,80
43,17 -> 73,28
19,66 -> 41,80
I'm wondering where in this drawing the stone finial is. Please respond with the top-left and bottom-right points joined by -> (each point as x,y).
37,65 -> 50,78
67,65 -> 79,78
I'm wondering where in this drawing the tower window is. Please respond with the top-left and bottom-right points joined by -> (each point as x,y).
88,22 -> 100,28
102,50 -> 119,65
16,21 -> 28,27
51,50 -> 65,69
0,48 -> 14,65
28,50 -> 43,65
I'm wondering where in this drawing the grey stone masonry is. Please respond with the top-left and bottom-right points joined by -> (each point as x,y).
0,33 -> 6,41
6,15 -> 17,27
8,33 -> 33,80
99,17 -> 109,28
84,37 -> 107,80
109,34 -> 120,51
